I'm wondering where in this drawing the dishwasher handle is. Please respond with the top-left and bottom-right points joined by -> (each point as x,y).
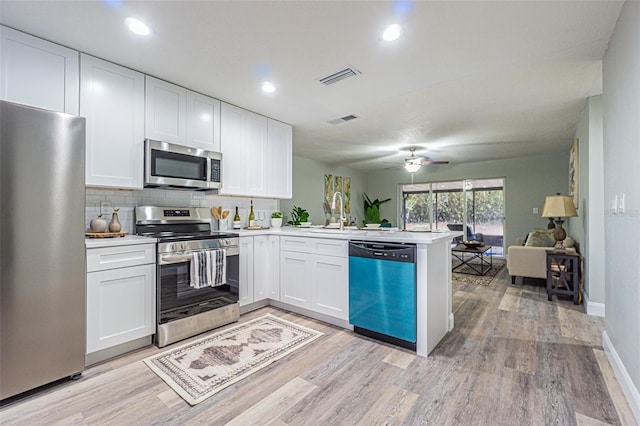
349,241 -> 416,263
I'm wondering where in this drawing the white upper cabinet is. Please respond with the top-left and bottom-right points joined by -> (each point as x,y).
220,102 -> 291,198
267,119 -> 293,199
145,76 -> 187,144
145,76 -> 221,151
186,90 -> 221,151
81,54 -> 144,189
0,25 -> 79,114
220,102 -> 267,196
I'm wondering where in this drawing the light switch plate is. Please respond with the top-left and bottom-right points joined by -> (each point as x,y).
100,200 -> 113,215
612,195 -> 618,214
533,207 -> 539,214
619,193 -> 625,214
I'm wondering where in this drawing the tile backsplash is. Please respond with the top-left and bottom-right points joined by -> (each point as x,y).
85,188 -> 280,233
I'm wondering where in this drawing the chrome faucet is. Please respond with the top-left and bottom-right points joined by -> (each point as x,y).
331,191 -> 346,231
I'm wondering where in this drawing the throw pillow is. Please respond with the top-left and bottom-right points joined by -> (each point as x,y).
524,229 -> 556,247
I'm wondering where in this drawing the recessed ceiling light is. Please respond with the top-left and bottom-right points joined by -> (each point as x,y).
382,24 -> 402,41
125,17 -> 152,36
262,81 -> 276,93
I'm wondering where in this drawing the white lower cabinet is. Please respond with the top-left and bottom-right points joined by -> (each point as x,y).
311,255 -> 349,320
86,243 -> 156,357
239,236 -> 255,306
279,236 -> 348,319
240,235 -> 280,306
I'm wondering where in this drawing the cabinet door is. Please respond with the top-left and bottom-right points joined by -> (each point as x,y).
0,25 -> 79,114
239,236 -> 254,306
81,54 -> 144,189
266,119 -> 293,199
186,90 -> 221,151
244,111 -> 267,195
86,264 -> 156,353
268,235 -> 281,300
280,251 -> 312,309
312,255 -> 349,320
219,102 -> 245,195
145,76 -> 186,144
253,235 -> 269,302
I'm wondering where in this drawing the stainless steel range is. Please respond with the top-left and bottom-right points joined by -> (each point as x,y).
135,206 -> 240,347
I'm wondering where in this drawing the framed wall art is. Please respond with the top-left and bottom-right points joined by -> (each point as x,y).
569,138 -> 579,209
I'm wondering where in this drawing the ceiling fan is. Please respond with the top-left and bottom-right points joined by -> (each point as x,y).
400,147 -> 449,173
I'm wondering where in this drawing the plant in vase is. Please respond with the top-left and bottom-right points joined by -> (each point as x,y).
287,206 -> 310,226
363,192 -> 391,225
270,211 -> 283,228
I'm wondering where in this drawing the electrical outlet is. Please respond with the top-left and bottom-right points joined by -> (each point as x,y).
533,207 -> 539,214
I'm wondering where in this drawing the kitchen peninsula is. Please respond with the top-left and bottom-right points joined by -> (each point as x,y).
238,227 -> 461,357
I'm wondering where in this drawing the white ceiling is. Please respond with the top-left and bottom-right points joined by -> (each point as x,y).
0,1 -> 623,172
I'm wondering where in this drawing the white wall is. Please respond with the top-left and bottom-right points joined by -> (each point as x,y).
280,155 -> 368,226
570,96 -> 606,312
367,153 -> 569,249
602,0 -> 640,420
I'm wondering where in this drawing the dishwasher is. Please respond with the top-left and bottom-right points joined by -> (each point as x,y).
348,241 -> 417,350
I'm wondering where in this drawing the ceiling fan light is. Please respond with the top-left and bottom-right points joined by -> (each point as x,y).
404,162 -> 421,173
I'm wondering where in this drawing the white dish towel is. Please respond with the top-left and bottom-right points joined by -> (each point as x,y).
190,249 -> 226,289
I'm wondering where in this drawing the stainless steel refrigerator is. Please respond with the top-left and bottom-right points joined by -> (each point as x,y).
0,100 -> 86,399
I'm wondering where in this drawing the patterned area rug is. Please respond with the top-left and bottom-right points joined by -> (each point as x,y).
452,262 -> 505,286
143,314 -> 323,405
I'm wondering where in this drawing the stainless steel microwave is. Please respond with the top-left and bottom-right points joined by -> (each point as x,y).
144,139 -> 222,191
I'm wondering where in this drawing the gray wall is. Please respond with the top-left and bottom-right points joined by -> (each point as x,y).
570,96 -> 606,308
367,153 -> 569,249
603,0 -> 640,413
281,155 -> 368,226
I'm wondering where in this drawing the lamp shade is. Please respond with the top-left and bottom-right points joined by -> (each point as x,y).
541,194 -> 578,218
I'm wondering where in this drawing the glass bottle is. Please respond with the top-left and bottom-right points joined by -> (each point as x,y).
233,206 -> 241,229
248,200 -> 256,227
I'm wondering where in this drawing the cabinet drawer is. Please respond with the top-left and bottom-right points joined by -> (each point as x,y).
87,244 -> 155,272
280,236 -> 312,252
313,239 -> 348,257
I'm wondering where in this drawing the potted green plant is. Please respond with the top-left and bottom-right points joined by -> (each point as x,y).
270,211 -> 283,228
363,192 -> 391,224
287,206 -> 310,226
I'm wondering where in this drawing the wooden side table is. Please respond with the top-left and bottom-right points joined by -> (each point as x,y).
546,250 -> 581,304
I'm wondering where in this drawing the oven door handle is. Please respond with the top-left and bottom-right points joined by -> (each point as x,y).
159,247 -> 239,265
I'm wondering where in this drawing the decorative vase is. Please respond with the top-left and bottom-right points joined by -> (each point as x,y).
90,215 -> 107,232
271,217 -> 283,228
109,211 -> 122,232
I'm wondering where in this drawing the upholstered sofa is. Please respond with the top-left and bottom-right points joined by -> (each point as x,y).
507,231 -> 575,284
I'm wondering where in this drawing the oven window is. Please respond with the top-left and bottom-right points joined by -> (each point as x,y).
159,259 -> 239,321
151,150 -> 207,181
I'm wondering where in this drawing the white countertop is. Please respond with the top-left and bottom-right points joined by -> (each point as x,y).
236,226 -> 461,244
85,235 -> 157,249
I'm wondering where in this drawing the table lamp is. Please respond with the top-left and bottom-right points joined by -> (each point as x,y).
541,193 -> 578,250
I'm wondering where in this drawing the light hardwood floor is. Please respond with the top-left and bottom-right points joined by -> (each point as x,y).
1,267 -> 636,425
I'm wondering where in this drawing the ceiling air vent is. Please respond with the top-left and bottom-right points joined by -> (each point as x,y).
318,67 -> 361,86
328,115 -> 359,125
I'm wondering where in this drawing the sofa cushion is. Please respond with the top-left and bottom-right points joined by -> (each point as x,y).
524,229 -> 556,247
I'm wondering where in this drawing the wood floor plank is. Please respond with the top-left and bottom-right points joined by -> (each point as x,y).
226,377 -> 317,426
355,384 -> 419,425
383,348 -> 416,369
593,349 -> 637,426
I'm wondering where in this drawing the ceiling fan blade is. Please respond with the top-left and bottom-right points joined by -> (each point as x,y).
420,160 -> 449,165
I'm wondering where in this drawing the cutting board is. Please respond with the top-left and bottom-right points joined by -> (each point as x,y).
85,231 -> 129,238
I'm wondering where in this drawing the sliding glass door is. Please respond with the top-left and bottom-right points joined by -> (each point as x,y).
401,178 -> 505,256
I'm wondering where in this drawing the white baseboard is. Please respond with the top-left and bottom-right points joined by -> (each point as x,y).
602,331 -> 640,424
583,291 -> 605,317
449,313 -> 455,331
